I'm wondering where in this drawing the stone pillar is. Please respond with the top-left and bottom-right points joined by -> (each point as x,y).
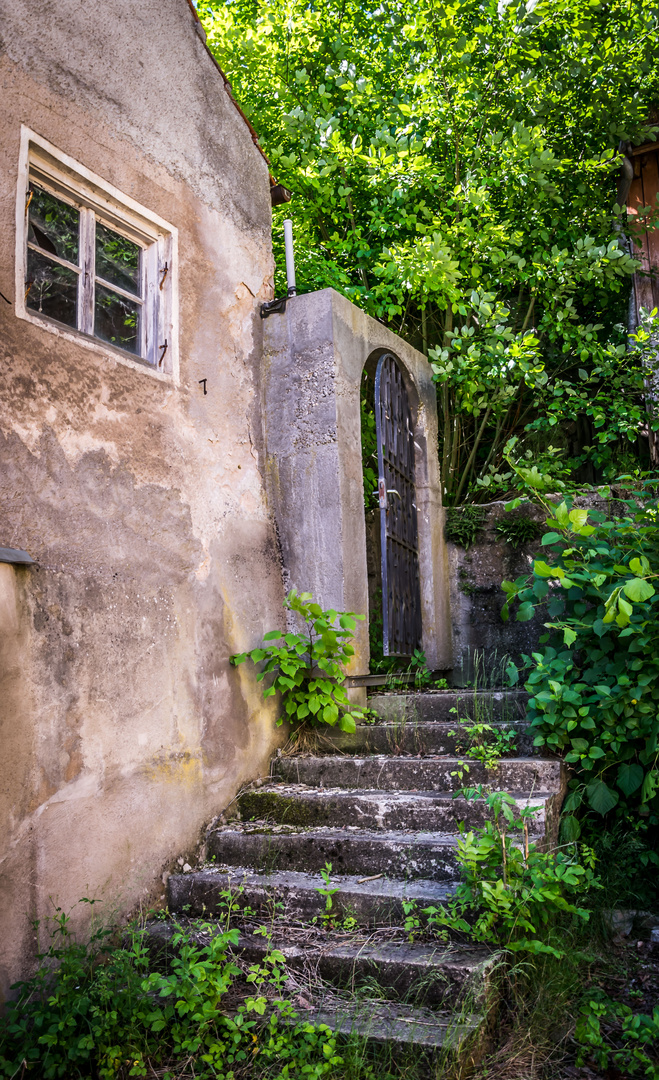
261,288 -> 452,674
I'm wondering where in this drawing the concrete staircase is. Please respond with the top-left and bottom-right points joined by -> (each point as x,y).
160,689 -> 565,1063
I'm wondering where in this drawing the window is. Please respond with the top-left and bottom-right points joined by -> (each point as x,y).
16,128 -> 178,378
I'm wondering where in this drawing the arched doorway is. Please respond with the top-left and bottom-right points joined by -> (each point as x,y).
374,352 -> 423,656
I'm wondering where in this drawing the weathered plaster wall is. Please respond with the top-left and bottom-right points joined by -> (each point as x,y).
0,0 -> 284,999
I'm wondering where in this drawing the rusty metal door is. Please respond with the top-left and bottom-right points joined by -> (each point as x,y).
374,352 -> 423,656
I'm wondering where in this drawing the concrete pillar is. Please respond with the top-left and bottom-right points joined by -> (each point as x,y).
261,288 -> 452,674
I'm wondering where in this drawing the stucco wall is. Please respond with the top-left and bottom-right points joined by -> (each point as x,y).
0,0 -> 284,999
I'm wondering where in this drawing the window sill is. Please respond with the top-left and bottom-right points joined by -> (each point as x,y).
15,306 -> 178,385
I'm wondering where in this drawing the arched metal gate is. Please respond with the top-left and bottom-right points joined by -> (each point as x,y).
374,352 -> 423,656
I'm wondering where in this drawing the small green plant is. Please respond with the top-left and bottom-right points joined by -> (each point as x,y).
382,649 -> 448,689
575,994 -> 659,1078
231,589 -> 365,733
314,862 -> 339,925
444,506 -> 488,550
429,789 -> 598,957
495,514 -> 541,548
450,717 -> 518,768
401,899 -> 423,943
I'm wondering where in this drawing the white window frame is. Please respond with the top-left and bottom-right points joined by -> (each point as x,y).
15,127 -> 179,383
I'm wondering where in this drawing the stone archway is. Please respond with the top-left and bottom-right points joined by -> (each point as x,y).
261,287 -> 452,679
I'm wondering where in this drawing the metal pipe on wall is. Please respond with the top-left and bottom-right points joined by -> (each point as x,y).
284,219 -> 296,297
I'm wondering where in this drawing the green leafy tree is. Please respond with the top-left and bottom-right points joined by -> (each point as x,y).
200,0 -> 659,499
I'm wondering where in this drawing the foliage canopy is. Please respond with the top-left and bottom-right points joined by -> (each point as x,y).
201,0 -> 659,500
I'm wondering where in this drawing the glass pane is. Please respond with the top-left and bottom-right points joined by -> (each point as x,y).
28,185 -> 79,264
26,248 -> 78,327
95,222 -> 141,295
94,283 -> 140,354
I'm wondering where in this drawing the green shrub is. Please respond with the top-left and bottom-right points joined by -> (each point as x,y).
424,789 -> 597,957
231,589 -> 365,733
0,903 -> 343,1080
495,514 -> 541,549
502,492 -> 659,828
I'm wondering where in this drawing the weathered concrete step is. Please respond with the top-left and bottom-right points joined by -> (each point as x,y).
310,719 -> 536,757
168,867 -> 456,925
240,785 -> 549,832
369,690 -> 528,725
237,931 -> 495,1006
146,920 -> 495,1006
207,824 -> 466,880
274,755 -> 562,795
304,999 -> 480,1052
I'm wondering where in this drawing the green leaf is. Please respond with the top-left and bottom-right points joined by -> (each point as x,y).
641,770 -> 659,804
534,559 -> 560,578
516,601 -> 535,622
568,508 -> 588,529
622,577 -> 655,602
586,780 -> 619,815
541,532 -> 562,545
616,763 -> 644,796
560,814 -> 581,841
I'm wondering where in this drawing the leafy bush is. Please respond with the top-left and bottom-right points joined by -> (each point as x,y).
575,994 -> 659,1079
502,492 -> 659,825
426,790 -> 597,957
0,903 -> 343,1080
231,589 -> 365,733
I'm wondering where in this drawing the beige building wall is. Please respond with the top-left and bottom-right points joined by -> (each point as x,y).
0,0 -> 284,999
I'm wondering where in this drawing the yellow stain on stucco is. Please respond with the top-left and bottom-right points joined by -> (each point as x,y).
144,750 -> 203,788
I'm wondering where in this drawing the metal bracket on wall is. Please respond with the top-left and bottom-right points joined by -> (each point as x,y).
260,296 -> 287,319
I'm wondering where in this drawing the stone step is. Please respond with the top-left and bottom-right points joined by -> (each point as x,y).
301,999 -> 481,1054
168,867 -> 457,925
239,784 -> 550,832
238,932 -> 497,1008
207,824 -> 471,880
274,755 -> 562,795
146,921 -> 496,1007
368,690 -> 528,725
309,719 -> 536,758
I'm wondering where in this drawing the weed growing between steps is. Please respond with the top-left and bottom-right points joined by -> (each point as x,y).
231,589 -> 365,734
396,790 -> 597,959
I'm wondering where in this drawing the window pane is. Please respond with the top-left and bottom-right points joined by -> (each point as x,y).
95,222 -> 141,295
28,185 -> 79,264
94,283 -> 140,354
26,248 -> 78,327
